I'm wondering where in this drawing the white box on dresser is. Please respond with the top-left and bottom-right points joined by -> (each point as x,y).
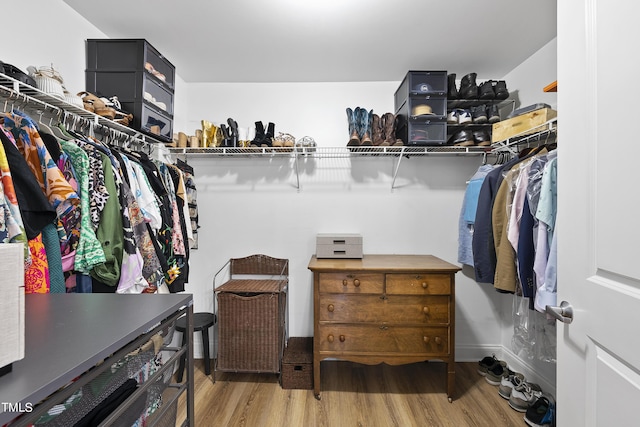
0,243 -> 25,375
316,233 -> 363,259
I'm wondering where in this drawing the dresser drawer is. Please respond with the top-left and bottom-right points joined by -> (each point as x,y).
317,325 -> 449,355
386,273 -> 451,295
318,273 -> 384,294
319,294 -> 450,324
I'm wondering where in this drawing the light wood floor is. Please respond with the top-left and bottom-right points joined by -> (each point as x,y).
175,360 -> 527,427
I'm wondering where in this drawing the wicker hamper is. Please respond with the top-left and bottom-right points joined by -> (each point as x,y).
281,337 -> 313,389
215,255 -> 288,374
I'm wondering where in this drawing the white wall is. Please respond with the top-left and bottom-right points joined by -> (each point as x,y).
3,0 -> 106,95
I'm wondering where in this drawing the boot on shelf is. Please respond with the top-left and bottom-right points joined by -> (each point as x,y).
493,80 -> 509,100
251,121 -> 266,147
358,107 -> 373,146
478,81 -> 496,99
459,72 -> 478,99
448,73 -> 459,99
382,112 -> 403,146
346,107 -> 361,147
372,113 -> 385,146
227,118 -> 238,147
264,122 -> 275,147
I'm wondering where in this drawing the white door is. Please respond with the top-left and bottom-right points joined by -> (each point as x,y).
557,1 -> 640,425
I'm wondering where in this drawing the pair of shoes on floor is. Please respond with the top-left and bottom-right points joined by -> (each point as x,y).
524,393 -> 555,427
449,130 -> 491,147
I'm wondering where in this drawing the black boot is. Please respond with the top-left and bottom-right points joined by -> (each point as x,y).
251,121 -> 265,147
493,81 -> 509,100
227,118 -> 238,147
459,72 -> 478,99
478,81 -> 495,99
220,124 -> 234,147
447,73 -> 459,99
263,122 -> 275,147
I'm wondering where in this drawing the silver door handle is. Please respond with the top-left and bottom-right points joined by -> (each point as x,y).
546,301 -> 573,324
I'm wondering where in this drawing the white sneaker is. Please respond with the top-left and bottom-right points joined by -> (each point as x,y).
498,371 -> 525,399
509,379 -> 543,412
458,109 -> 472,125
447,109 -> 460,124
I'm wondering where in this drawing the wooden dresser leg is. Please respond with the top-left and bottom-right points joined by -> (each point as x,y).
314,358 -> 321,400
447,360 -> 455,402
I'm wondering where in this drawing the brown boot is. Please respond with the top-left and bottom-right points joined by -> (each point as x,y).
382,113 -> 403,146
372,113 -> 385,146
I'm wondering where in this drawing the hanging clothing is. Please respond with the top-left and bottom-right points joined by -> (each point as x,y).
59,139 -> 106,273
89,151 -> 124,290
458,164 -> 493,266
472,156 -> 522,284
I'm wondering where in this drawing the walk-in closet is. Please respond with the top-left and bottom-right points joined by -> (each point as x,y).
1,1 -> 638,426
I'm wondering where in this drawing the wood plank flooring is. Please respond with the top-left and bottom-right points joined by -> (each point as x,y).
176,360 -> 527,427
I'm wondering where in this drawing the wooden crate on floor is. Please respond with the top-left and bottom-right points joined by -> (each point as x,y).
281,337 -> 313,389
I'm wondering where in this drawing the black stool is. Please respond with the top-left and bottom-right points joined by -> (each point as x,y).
175,312 -> 216,382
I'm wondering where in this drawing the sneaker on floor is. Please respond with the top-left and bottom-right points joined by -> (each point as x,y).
485,362 -> 510,385
477,354 -> 506,376
509,378 -> 543,412
524,394 -> 556,427
498,371 -> 525,399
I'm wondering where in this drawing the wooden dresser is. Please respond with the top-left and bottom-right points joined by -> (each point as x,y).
308,254 -> 461,401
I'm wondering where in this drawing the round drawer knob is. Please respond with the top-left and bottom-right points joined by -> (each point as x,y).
423,336 -> 430,344
423,306 -> 430,315
422,282 -> 428,289
435,337 -> 442,345
328,334 -> 334,343
339,335 -> 346,342
343,279 -> 348,286
353,279 -> 360,287
327,304 -> 335,312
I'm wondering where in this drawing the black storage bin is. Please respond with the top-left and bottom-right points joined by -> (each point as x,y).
86,39 -> 175,142
394,71 -> 448,146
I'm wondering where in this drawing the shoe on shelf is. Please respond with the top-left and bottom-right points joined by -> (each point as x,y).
473,130 -> 492,146
478,80 -> 496,99
451,130 -> 475,147
458,109 -> 472,125
471,105 -> 488,123
488,104 -> 501,123
447,73 -> 459,99
494,80 -> 510,100
524,394 -> 556,427
509,377 -> 543,412
459,72 -> 479,99
447,109 -> 460,124
477,354 -> 506,376
498,371 -> 525,399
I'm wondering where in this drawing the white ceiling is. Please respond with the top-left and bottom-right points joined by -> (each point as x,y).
63,0 -> 557,83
